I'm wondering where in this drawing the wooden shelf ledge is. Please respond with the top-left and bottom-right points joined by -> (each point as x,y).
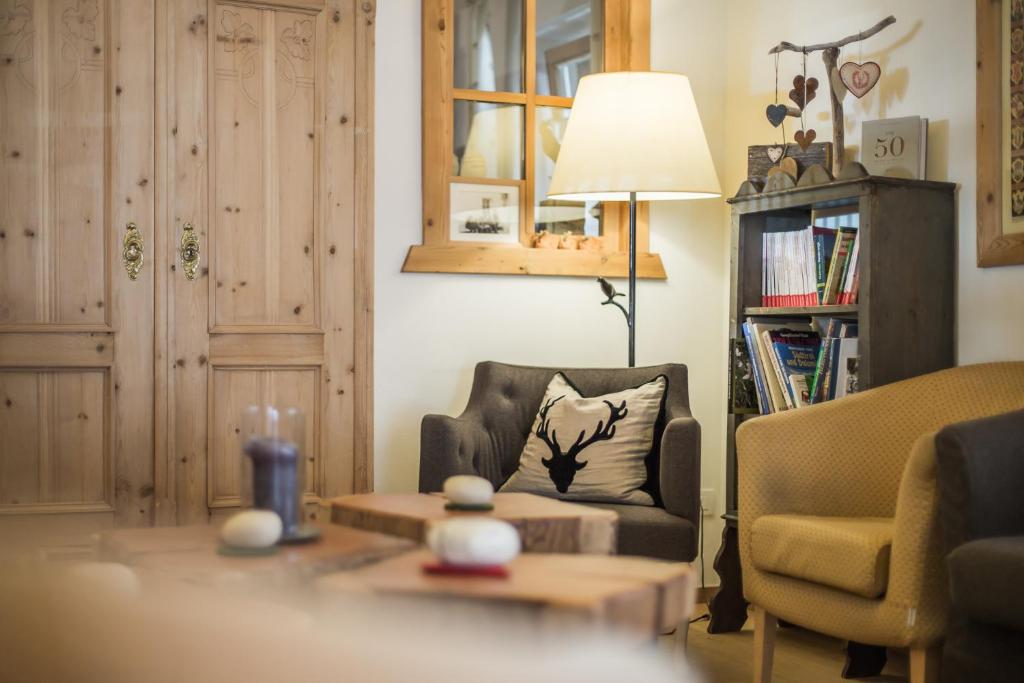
402,245 -> 667,279
743,304 -> 859,317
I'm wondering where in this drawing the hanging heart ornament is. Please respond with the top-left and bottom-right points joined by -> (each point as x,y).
766,104 -> 788,127
794,129 -> 816,152
839,61 -> 881,98
766,146 -> 785,163
789,75 -> 818,110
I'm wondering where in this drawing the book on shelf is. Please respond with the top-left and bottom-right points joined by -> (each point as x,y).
762,328 -> 820,410
743,317 -> 812,413
740,315 -> 858,414
741,322 -> 771,414
834,339 -> 860,400
813,227 -> 838,304
810,320 -> 858,404
861,115 -> 928,180
838,231 -> 861,305
761,226 -> 858,308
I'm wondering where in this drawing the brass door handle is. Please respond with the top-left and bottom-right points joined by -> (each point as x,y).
179,222 -> 200,280
122,222 -> 143,280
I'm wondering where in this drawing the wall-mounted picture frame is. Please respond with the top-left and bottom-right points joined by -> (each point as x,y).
449,182 -> 522,244
977,0 -> 1024,266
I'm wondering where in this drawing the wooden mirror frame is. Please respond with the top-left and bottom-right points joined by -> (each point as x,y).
403,0 -> 666,278
977,0 -> 1024,266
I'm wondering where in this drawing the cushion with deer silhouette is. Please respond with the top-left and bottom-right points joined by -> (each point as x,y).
499,373 -> 666,505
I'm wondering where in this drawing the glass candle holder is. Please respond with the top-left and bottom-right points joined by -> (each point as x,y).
240,405 -> 306,540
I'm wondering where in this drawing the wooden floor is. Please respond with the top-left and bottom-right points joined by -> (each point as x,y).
659,605 -> 911,683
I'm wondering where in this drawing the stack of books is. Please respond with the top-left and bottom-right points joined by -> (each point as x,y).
738,316 -> 860,414
761,226 -> 860,307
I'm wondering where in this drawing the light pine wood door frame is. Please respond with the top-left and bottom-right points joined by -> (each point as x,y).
0,0 -> 156,530
153,0 -> 374,525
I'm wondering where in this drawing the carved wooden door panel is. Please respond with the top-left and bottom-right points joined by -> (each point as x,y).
0,0 -> 155,530
156,0 -> 371,524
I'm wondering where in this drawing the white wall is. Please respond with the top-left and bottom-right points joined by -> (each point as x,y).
374,0 -> 731,574
375,0 -> 1024,585
721,0 -> 1024,362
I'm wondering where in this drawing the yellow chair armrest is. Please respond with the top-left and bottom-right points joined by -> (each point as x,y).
887,432 -> 947,625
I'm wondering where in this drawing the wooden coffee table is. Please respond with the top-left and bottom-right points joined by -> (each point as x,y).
330,492 -> 618,554
316,549 -> 693,637
95,523 -> 414,587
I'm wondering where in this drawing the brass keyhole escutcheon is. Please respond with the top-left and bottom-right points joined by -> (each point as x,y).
122,222 -> 143,280
179,222 -> 200,281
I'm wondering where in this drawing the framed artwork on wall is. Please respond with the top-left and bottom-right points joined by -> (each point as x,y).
977,0 -> 1024,266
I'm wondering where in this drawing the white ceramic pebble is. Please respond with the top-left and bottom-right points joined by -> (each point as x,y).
427,517 -> 521,566
443,475 -> 495,506
221,509 -> 283,549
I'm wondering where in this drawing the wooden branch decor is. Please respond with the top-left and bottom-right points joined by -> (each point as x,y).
769,16 -> 896,175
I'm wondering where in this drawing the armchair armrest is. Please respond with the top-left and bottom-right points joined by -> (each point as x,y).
935,409 -> 1024,550
887,432 -> 947,629
660,416 -> 701,526
418,413 -> 486,492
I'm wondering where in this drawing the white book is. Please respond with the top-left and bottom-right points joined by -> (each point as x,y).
769,233 -> 778,306
862,116 -> 928,180
786,231 -> 794,303
834,338 -> 860,399
803,226 -> 816,305
841,231 -> 861,303
761,328 -> 795,410
762,232 -> 768,305
789,374 -> 812,408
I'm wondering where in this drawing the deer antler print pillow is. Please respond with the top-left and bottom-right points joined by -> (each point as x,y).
500,373 -> 666,505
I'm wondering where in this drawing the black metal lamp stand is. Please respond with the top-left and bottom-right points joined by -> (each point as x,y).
598,190 -> 638,368
627,191 -> 637,368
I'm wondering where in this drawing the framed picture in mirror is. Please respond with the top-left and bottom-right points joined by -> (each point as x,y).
449,182 -> 522,244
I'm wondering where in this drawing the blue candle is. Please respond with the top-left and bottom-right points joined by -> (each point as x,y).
244,437 -> 301,538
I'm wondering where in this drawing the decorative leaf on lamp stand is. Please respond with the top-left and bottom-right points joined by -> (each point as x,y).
596,277 -> 629,324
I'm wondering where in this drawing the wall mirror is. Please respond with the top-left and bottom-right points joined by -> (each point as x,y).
406,0 -> 665,278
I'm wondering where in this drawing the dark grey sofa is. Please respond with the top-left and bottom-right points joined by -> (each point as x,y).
935,408 -> 1024,683
418,361 -> 701,562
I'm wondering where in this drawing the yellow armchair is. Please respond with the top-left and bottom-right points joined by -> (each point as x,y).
736,363 -> 1024,682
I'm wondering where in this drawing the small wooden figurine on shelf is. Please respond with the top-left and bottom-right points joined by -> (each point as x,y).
531,231 -> 561,249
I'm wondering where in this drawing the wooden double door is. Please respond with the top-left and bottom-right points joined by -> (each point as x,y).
0,0 -> 374,531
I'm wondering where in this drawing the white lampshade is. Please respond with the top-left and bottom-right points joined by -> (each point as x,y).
547,71 -> 721,202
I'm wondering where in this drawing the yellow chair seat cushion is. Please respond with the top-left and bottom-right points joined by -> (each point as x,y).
750,515 -> 894,599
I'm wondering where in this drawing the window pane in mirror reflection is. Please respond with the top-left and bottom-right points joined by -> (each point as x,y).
453,101 -> 524,179
454,0 -> 524,93
536,0 -> 603,98
535,106 -> 600,236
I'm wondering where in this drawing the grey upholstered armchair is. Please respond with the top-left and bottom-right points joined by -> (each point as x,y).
935,408 -> 1024,682
418,361 -> 701,562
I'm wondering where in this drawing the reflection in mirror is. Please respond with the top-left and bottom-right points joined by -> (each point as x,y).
454,0 -> 524,93
453,101 -> 524,179
535,106 -> 600,235
536,0 -> 603,98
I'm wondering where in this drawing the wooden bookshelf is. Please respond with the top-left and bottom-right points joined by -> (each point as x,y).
725,175 -> 956,511
707,174 -> 957,634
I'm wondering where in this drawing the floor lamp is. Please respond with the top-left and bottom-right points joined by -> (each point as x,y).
547,72 -> 721,367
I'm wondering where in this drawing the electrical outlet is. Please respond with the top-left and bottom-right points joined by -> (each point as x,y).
700,488 -> 716,516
